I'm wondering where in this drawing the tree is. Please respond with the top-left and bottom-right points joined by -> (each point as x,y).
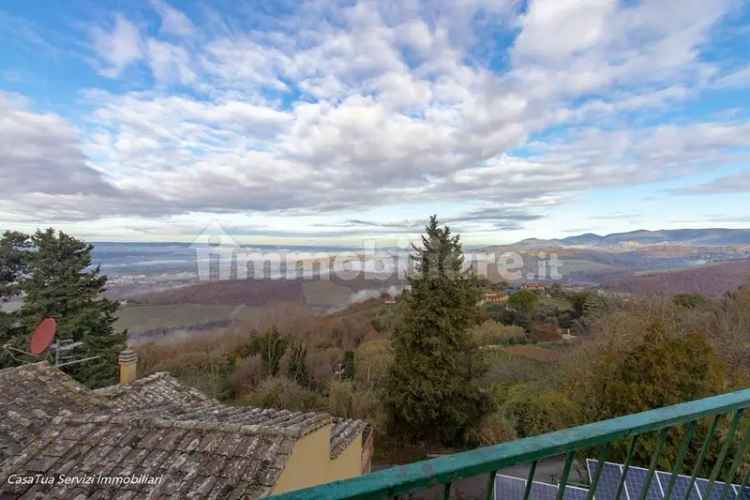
384,215 -> 492,444
566,319 -> 725,471
508,289 -> 538,316
14,229 -> 126,387
354,339 -> 392,389
501,386 -> 581,438
0,231 -> 31,367
286,341 -> 310,387
342,350 -> 355,379
248,326 -> 288,376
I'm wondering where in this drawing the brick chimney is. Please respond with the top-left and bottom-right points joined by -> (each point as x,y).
118,349 -> 138,385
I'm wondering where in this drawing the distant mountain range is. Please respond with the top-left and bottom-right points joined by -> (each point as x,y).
515,228 -> 750,248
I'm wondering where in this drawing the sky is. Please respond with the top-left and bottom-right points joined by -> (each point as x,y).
1,0 -> 750,246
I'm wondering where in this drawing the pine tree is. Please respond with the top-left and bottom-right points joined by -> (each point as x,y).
385,215 -> 492,444
18,229 -> 126,387
0,231 -> 31,367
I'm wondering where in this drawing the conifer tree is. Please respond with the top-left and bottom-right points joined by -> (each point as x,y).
0,231 -> 31,367
385,215 -> 492,444
17,229 -> 126,387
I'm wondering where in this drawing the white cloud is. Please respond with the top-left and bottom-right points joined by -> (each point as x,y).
89,14 -> 143,77
146,39 -> 196,84
714,65 -> 750,88
16,0 -> 749,240
150,0 -> 195,36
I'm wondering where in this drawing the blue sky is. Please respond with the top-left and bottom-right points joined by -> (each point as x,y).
1,0 -> 750,245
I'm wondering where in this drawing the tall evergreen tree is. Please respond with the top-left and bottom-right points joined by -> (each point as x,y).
0,231 -> 31,367
16,229 -> 126,387
385,215 -> 492,444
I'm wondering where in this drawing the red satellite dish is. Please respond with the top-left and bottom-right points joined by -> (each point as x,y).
30,318 -> 56,355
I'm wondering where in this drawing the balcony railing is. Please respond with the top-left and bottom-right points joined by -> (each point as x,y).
270,388 -> 750,500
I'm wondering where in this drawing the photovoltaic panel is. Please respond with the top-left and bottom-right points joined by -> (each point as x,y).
695,478 -> 738,500
494,474 -> 590,500
655,471 -> 701,500
498,460 -> 748,499
586,461 -> 624,500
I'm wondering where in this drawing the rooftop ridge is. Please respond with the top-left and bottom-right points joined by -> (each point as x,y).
50,411 -> 333,439
330,418 -> 369,459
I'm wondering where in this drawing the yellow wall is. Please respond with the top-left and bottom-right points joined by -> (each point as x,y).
326,434 -> 363,482
273,425 -> 331,494
272,424 -> 367,494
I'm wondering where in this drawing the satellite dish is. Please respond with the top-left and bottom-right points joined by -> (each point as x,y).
30,318 -> 56,355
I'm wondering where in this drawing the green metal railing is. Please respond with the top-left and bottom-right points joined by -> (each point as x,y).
270,388 -> 750,500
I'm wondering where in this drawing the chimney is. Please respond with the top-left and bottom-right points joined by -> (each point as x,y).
118,349 -> 138,385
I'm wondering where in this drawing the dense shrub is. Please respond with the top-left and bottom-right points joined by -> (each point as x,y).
470,320 -> 525,346
148,350 -> 233,400
465,412 -> 518,446
328,380 -> 386,428
229,354 -> 264,396
501,386 -> 581,438
563,312 -> 726,471
306,347 -> 344,388
354,339 -> 392,389
243,377 -> 325,412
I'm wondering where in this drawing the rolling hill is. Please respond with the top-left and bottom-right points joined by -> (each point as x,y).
515,228 -> 750,248
602,259 -> 750,296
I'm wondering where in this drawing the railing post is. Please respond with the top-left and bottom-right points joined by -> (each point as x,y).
717,417 -> 750,500
556,452 -> 575,500
684,414 -> 721,500
615,435 -> 639,500
638,428 -> 667,500
522,461 -> 537,500
705,409 -> 744,499
586,444 -> 610,500
664,420 -> 697,500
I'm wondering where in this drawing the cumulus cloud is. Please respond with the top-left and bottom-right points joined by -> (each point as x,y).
7,0 -> 749,238
0,92 -> 172,222
0,92 -> 113,197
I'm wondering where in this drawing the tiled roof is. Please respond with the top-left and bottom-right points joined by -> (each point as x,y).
0,363 -> 371,499
95,372 -> 332,437
0,362 -> 111,464
95,371 -> 214,410
0,414 -> 296,499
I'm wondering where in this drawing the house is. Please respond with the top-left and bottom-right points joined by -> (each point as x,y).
0,351 -> 372,498
521,282 -> 546,291
479,291 -> 508,305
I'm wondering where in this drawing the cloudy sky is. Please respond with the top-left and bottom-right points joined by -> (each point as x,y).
1,0 -> 749,246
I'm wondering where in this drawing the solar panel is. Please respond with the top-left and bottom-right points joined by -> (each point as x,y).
587,461 -> 624,499
655,471 -> 701,500
494,474 -> 590,500
695,477 -> 738,500
622,466 -> 663,500
497,460 -> 747,500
